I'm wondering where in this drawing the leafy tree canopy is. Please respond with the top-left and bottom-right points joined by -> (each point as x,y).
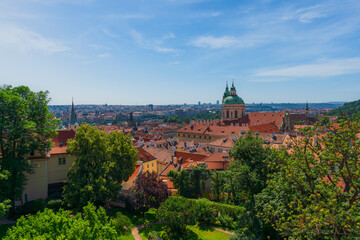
256,118 -> 360,239
63,124 -> 138,209
167,164 -> 210,198
4,203 -> 119,239
0,85 -> 58,214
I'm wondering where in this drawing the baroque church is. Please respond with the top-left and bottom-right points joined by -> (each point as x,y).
220,82 -> 319,130
221,81 -> 245,125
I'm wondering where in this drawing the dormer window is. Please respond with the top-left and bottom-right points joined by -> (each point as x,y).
59,142 -> 64,147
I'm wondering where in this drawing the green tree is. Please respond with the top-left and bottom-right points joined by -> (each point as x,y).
0,168 -> 10,217
168,164 -> 210,198
226,132 -> 281,239
257,118 -> 360,239
63,124 -> 137,209
4,203 -> 119,239
227,132 -> 276,205
211,170 -> 225,202
0,85 -> 58,214
157,196 -> 197,232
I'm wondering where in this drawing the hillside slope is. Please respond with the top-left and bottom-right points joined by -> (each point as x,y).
327,99 -> 360,117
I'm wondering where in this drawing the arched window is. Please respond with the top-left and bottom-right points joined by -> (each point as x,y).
226,111 -> 229,118
231,111 -> 233,118
235,110 -> 238,118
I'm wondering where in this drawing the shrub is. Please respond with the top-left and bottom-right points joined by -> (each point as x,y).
5,203 -> 118,239
16,199 -> 45,215
112,212 -> 133,235
157,197 -> 197,232
47,199 -> 62,211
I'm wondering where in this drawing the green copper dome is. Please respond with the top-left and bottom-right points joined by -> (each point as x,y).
222,95 -> 244,104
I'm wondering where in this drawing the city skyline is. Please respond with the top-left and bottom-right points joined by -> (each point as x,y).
2,0 -> 360,105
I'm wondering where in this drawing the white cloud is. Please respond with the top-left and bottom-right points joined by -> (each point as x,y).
101,13 -> 153,20
189,11 -> 222,18
255,58 -> 360,78
191,34 -> 270,49
0,24 -> 69,54
99,53 -> 110,58
191,36 -> 237,49
130,30 -> 177,53
163,33 -> 175,39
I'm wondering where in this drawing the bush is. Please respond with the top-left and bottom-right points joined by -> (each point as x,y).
157,197 -> 244,230
16,199 -> 45,215
217,214 -> 235,228
47,192 -> 62,201
157,197 -> 197,232
112,212 -> 133,235
5,203 -> 118,239
47,199 -> 62,211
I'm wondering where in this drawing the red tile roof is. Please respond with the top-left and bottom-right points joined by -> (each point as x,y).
136,147 -> 156,162
177,123 -> 248,137
50,130 -> 76,155
249,122 -> 280,133
247,112 -> 285,128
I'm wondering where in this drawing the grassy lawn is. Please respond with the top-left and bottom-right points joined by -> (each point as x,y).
0,224 -> 15,239
119,232 -> 135,240
188,225 -> 230,240
138,224 -> 230,240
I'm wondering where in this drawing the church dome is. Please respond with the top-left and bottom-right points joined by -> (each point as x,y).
222,95 -> 244,104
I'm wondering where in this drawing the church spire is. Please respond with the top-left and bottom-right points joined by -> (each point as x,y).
223,81 -> 230,100
70,98 -> 77,125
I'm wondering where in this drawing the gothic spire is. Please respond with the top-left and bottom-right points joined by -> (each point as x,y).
70,98 -> 77,125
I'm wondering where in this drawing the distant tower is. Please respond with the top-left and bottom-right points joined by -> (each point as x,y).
305,101 -> 309,115
68,98 -> 78,130
70,98 -> 77,124
128,112 -> 136,128
221,81 -> 245,123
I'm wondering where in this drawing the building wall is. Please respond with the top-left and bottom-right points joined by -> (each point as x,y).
207,145 -> 230,153
221,104 -> 245,121
20,158 -> 48,204
143,159 -> 157,173
47,154 -> 75,184
157,160 -> 168,174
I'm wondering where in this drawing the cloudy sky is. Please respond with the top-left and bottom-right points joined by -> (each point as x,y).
1,0 -> 360,105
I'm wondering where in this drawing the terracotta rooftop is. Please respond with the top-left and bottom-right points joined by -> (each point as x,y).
141,147 -> 173,164
177,123 -> 248,136
136,147 -> 156,162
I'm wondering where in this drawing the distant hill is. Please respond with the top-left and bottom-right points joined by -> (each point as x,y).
327,99 -> 360,117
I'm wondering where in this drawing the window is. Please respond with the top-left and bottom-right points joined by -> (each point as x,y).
58,157 -> 66,165
226,111 -> 229,118
152,163 -> 154,167
147,164 -> 149,168
24,194 -> 28,202
235,111 -> 238,118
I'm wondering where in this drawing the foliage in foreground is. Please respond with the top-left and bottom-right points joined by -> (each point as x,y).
0,85 -> 58,214
257,118 -> 360,239
4,203 -> 124,240
63,124 -> 138,209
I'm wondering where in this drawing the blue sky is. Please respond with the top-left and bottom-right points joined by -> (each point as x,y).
1,0 -> 360,105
